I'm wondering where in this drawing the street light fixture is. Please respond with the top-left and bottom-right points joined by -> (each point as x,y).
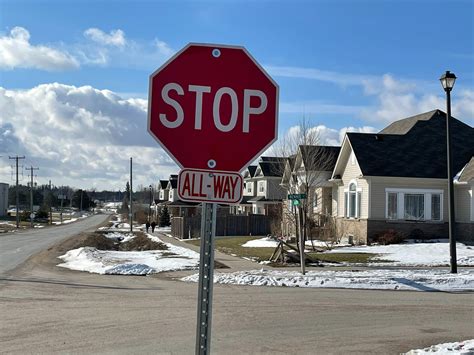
439,70 -> 457,274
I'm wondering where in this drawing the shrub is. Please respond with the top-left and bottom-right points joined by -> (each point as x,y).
375,229 -> 406,245
410,228 -> 426,241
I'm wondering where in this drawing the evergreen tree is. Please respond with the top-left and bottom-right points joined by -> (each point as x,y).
159,206 -> 170,227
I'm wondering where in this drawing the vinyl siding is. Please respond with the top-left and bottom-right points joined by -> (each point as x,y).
266,178 -> 286,200
369,177 -> 448,221
337,149 -> 368,218
455,185 -> 473,222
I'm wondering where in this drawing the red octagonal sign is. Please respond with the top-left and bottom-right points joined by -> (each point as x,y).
148,43 -> 278,172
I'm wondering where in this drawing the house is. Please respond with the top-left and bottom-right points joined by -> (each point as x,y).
230,165 -> 258,215
156,174 -> 199,218
236,157 -> 287,216
331,110 -> 474,244
280,145 -> 340,237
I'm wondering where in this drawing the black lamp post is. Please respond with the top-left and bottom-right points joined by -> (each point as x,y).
439,70 -> 457,274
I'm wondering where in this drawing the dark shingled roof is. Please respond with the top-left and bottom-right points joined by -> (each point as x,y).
379,110 -> 439,134
247,165 -> 258,177
159,180 -> 168,189
260,156 -> 287,163
459,157 -> 474,182
299,145 -> 340,171
169,179 -> 177,189
348,110 -> 474,179
258,160 -> 286,177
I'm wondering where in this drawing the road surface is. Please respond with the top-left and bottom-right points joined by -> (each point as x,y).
0,214 -> 109,275
0,229 -> 472,354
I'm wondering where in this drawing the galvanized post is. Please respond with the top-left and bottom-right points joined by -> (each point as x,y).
297,204 -> 305,275
196,202 -> 217,355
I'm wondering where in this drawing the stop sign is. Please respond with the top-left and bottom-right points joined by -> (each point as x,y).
148,43 -> 278,172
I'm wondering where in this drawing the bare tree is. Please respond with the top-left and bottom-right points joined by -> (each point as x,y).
271,117 -> 340,251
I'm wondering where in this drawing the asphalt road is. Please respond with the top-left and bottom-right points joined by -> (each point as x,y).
0,214 -> 109,275
0,228 -> 472,355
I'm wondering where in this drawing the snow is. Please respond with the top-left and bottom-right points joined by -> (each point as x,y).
182,268 -> 474,292
405,339 -> 474,354
242,237 -> 279,248
328,240 -> 474,266
53,218 -> 78,225
57,232 -> 200,275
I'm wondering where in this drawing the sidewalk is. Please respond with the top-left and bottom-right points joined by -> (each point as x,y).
154,231 -> 261,272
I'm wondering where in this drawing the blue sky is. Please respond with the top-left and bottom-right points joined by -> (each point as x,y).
0,0 -> 473,190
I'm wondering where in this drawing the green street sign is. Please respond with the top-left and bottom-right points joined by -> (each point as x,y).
288,193 -> 306,200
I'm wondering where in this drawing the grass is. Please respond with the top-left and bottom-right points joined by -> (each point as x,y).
186,236 -> 274,262
186,236 -> 382,264
307,252 -> 379,264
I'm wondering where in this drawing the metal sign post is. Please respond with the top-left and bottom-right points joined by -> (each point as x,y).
289,194 -> 307,275
196,202 -> 217,355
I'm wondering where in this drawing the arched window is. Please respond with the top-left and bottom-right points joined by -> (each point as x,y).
344,180 -> 361,218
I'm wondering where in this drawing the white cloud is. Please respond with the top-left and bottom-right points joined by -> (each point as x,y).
0,83 -> 177,190
0,27 -> 79,71
84,28 -> 126,47
0,26 -> 174,71
361,74 -> 474,126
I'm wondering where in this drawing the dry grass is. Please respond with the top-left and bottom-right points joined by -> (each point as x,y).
77,231 -> 168,251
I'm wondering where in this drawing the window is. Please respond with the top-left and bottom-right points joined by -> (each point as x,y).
258,181 -> 265,193
404,194 -> 424,220
247,183 -> 252,193
387,193 -> 397,220
344,181 -> 361,218
313,193 -> 318,209
385,189 -> 443,222
431,194 -> 441,221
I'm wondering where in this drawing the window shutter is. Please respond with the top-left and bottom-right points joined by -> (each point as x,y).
357,192 -> 361,218
344,192 -> 348,217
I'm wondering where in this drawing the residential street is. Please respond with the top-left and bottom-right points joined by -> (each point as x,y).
0,214 -> 109,275
0,229 -> 473,355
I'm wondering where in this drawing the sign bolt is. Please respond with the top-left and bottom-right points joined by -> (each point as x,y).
212,48 -> 221,58
207,159 -> 216,168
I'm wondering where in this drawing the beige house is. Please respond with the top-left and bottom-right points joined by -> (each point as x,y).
231,157 -> 286,216
331,110 -> 474,244
280,145 -> 340,238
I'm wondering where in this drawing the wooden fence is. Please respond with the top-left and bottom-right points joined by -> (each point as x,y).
171,214 -> 271,239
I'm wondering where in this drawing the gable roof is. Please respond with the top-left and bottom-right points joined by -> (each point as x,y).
458,157 -> 474,183
159,180 -> 168,189
379,109 -> 440,134
299,145 -> 340,171
247,165 -> 257,177
257,160 -> 286,177
348,110 -> 474,179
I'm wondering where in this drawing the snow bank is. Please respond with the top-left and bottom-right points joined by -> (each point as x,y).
182,269 -> 474,292
328,241 -> 474,266
57,232 -> 200,275
405,339 -> 474,354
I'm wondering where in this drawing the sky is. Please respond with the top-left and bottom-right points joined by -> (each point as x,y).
0,0 -> 473,191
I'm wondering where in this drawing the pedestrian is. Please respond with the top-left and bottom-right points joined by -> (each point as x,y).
151,220 -> 156,233
146,221 -> 150,233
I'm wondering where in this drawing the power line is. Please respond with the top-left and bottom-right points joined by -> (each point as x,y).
9,155 -> 25,228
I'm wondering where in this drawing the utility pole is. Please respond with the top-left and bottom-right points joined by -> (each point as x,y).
60,186 -> 64,224
49,180 -> 53,225
26,166 -> 39,228
130,157 -> 133,233
80,189 -> 83,213
9,156 -> 25,228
